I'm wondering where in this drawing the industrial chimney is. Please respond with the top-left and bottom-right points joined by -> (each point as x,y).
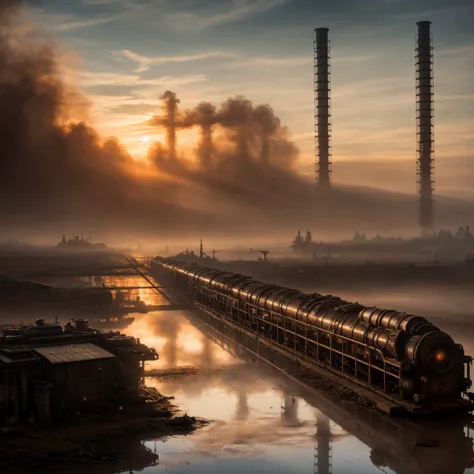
416,21 -> 434,233
161,91 -> 180,161
314,28 -> 331,188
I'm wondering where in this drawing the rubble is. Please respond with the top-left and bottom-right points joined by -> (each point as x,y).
166,414 -> 197,430
415,439 -> 441,448
0,405 -> 202,469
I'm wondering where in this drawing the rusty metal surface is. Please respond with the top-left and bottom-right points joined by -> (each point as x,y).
33,343 -> 115,364
153,257 -> 474,415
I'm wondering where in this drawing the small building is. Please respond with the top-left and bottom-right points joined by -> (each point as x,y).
0,319 -> 158,426
34,343 -> 115,421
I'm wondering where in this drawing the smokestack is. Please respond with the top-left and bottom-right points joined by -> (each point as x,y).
314,28 -> 331,188
161,91 -> 180,160
416,21 -> 434,234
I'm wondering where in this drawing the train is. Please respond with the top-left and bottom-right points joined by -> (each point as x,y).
152,257 -> 474,416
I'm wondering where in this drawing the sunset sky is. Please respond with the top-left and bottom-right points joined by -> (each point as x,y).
26,0 -> 473,194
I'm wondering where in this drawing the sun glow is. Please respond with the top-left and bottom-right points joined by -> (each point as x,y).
140,136 -> 150,142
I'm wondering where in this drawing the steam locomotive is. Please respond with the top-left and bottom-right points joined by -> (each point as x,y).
153,258 -> 473,415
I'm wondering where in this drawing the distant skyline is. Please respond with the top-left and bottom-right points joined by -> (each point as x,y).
26,0 -> 473,194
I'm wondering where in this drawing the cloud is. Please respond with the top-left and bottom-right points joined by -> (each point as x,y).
221,53 -> 378,70
167,0 -> 288,31
121,49 -> 235,73
437,94 -> 474,102
438,45 -> 474,57
54,13 -> 125,31
26,7 -> 125,32
75,70 -> 208,88
82,0 -> 117,4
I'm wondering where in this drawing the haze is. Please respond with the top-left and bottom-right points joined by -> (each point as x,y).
1,0 -> 473,246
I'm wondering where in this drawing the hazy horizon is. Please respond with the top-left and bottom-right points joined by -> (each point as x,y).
0,1 -> 473,243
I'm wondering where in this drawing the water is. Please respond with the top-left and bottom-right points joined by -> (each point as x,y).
142,372 -> 382,474
8,272 -> 474,474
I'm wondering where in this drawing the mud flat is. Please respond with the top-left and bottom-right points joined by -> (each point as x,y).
0,397 -> 204,471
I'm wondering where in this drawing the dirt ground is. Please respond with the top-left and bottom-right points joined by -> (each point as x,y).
0,399 -> 203,470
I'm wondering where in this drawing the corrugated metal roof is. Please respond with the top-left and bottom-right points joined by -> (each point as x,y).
33,343 -> 115,364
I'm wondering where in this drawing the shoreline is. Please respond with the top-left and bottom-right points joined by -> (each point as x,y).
0,397 -> 204,470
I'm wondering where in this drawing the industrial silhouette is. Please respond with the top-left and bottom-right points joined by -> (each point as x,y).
416,21 -> 435,234
314,28 -> 332,189
313,22 -> 437,234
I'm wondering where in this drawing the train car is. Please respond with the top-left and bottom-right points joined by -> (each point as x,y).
152,257 -> 473,416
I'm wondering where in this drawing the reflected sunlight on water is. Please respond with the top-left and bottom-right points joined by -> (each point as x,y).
119,310 -> 236,371
27,269 -> 474,474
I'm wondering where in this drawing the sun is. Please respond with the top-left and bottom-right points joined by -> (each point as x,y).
140,136 -> 150,143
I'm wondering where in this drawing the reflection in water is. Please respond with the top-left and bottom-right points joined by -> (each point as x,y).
235,390 -> 250,421
201,331 -> 214,368
281,394 -> 300,427
315,412 -> 332,474
22,272 -> 474,474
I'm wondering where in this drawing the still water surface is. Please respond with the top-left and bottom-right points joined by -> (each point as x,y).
30,274 -> 474,474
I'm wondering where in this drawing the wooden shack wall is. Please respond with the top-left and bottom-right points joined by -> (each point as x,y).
44,359 -> 112,419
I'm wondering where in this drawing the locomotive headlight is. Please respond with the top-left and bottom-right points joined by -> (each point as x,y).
406,332 -> 458,374
427,343 -> 456,373
434,350 -> 446,362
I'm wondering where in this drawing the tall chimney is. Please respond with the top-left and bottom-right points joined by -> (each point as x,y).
314,28 -> 331,188
416,21 -> 434,233
161,91 -> 180,161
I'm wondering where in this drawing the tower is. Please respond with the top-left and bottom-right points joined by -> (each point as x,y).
314,28 -> 331,188
161,91 -> 180,161
416,21 -> 435,233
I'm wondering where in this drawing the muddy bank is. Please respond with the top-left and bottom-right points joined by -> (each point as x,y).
0,398 -> 203,471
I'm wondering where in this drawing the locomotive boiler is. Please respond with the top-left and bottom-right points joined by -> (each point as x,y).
153,258 -> 473,415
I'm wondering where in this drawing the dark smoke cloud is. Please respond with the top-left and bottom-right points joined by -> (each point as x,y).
0,6 -> 216,238
0,4 -> 128,213
191,102 -> 218,168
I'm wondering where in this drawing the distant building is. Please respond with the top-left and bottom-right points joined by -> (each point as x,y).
291,230 -> 314,252
164,244 -> 219,264
57,234 -> 107,250
351,232 -> 367,243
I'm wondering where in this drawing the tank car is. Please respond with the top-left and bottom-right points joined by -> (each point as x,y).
153,258 -> 473,415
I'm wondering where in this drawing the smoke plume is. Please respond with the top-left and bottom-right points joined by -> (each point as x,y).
1,3 -> 473,244
192,102 -> 218,168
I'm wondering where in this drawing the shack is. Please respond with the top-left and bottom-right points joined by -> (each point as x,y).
34,343 -> 115,421
0,319 -> 158,426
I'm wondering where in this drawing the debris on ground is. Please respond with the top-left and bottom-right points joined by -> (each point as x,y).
146,367 -> 199,378
166,414 -> 197,430
415,439 -> 441,447
0,397 -> 201,469
289,370 -> 374,409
